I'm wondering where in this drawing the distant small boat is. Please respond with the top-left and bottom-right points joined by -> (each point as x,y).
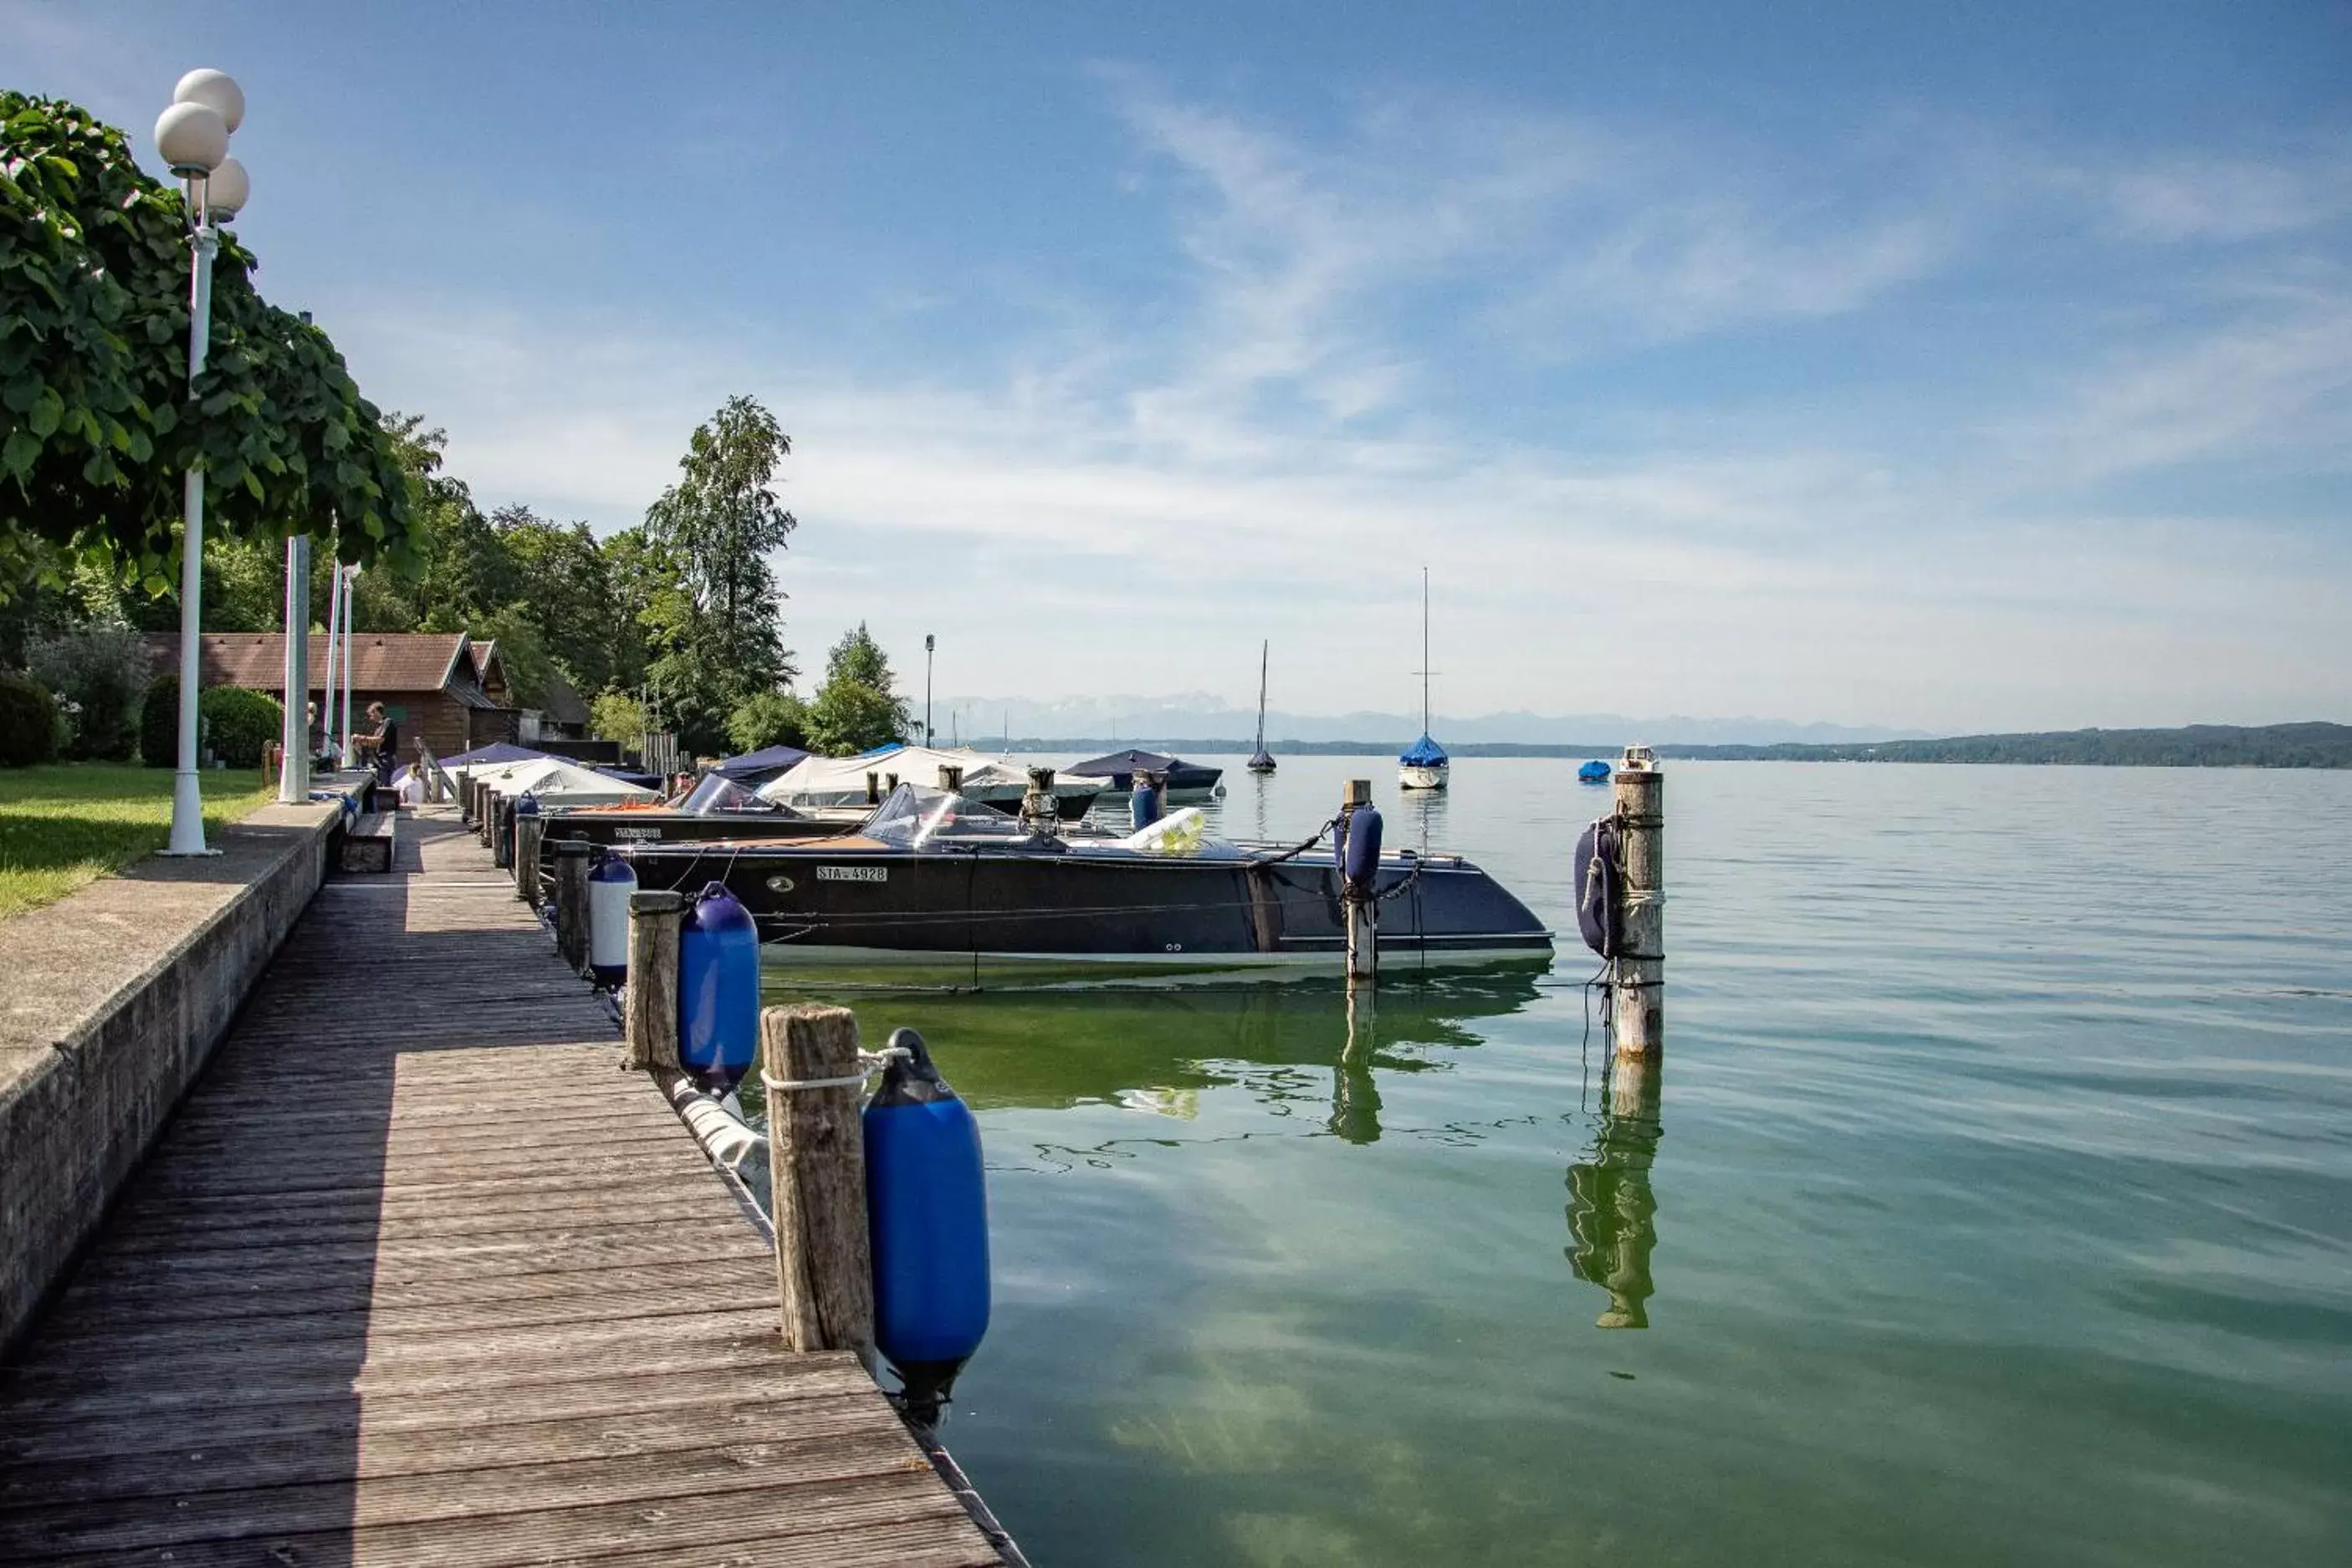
1578,759 -> 1611,784
1398,568 -> 1449,791
1247,640 -> 1276,776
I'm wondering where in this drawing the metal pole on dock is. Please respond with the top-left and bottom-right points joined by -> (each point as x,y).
551,840 -> 592,976
760,1005 -> 875,1354
1340,779 -> 1377,983
1609,747 -> 1664,1058
623,891 -> 686,1071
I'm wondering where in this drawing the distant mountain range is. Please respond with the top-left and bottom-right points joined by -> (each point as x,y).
931,693 -> 1928,748
951,721 -> 2352,769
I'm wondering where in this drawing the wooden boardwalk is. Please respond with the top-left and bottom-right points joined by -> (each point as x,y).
0,810 -> 1006,1567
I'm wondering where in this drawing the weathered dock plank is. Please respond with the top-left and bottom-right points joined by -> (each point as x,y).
0,809 -> 1005,1568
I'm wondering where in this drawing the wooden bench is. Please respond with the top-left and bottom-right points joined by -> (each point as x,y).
336,811 -> 396,874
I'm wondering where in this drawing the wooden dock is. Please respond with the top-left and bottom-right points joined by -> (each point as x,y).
0,809 -> 1008,1566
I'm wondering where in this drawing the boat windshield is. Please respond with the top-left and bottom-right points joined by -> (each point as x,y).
864,784 -> 1045,848
679,774 -> 794,815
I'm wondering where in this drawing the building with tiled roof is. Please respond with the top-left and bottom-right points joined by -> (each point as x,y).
143,631 -> 519,761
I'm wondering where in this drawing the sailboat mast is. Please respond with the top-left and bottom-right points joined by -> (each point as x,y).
1255,640 -> 1268,753
1421,566 -> 1431,733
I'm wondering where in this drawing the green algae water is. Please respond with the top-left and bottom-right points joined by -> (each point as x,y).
760,757 -> 2352,1566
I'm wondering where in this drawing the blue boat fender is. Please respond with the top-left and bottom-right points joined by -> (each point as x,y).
1574,818 -> 1623,958
678,882 -> 759,1088
1130,775 -> 1163,831
1342,804 -> 1383,895
587,855 -> 637,987
865,1026 -> 989,1421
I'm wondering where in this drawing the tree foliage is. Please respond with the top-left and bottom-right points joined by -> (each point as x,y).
725,688 -> 809,754
803,624 -> 909,755
642,396 -> 796,751
0,93 -> 413,600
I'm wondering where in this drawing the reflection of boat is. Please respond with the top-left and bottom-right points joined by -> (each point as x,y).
1247,641 -> 1276,776
1577,759 -> 1611,784
1399,569 -> 1450,791
757,972 -> 1547,1117
1062,749 -> 1224,800
765,745 -> 1102,820
616,783 -> 1552,979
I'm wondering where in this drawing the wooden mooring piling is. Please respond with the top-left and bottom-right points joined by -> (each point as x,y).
1608,747 -> 1664,1059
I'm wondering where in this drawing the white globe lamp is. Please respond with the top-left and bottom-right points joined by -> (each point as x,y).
172,69 -> 245,134
154,100 -> 228,176
207,156 -> 250,221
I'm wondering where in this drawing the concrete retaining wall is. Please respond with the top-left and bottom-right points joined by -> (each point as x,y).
0,800 -> 344,1356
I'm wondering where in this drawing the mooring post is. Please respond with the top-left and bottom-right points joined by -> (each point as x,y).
551,840 -> 592,975
513,813 -> 545,906
760,1004 -> 875,1353
1609,747 -> 1664,1057
1340,779 -> 1377,983
493,796 -> 515,869
1022,767 -> 1059,832
623,890 -> 687,1070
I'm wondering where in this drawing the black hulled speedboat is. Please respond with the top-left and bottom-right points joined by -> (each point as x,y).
614,784 -> 1551,980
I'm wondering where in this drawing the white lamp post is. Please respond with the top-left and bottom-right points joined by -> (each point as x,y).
337,564 -> 358,769
154,69 -> 247,856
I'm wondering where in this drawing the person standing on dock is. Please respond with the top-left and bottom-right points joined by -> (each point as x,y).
360,702 -> 398,785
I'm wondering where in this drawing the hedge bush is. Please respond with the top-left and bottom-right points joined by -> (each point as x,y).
0,671 -> 62,767
198,687 -> 283,769
140,675 -> 178,768
23,624 -> 150,760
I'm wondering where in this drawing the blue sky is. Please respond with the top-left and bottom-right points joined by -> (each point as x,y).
9,1 -> 2349,732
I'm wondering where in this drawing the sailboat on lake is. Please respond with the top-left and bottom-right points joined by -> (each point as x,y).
1247,640 -> 1276,775
1398,568 -> 1450,791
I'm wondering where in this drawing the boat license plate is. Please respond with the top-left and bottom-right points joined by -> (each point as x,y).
816,866 -> 887,882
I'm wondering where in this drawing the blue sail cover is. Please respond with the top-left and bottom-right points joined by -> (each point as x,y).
1399,733 -> 1449,767
711,743 -> 810,782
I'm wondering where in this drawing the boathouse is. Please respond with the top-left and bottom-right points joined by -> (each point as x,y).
145,630 -> 522,757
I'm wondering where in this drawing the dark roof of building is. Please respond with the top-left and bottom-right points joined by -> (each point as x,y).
536,669 -> 591,727
143,632 -> 510,703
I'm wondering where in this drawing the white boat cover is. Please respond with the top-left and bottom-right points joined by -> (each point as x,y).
758,746 -> 1041,808
479,757 -> 659,807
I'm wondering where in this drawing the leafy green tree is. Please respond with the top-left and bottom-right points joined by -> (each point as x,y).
725,689 -> 810,754
1,93 -> 412,600
493,506 -> 621,694
472,603 -> 552,707
589,688 -> 648,744
802,624 -> 910,755
642,396 -> 797,751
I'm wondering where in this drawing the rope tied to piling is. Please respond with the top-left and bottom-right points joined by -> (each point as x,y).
760,1044 -> 911,1094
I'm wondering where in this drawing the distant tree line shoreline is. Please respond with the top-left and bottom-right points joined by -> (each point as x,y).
994,723 -> 2352,769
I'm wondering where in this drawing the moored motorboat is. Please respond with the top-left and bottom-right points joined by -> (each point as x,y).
1577,759 -> 1611,784
1062,748 -> 1225,800
763,745 -> 1103,820
613,782 -> 1551,978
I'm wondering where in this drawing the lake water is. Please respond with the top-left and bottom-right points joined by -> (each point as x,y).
760,756 -> 2352,1567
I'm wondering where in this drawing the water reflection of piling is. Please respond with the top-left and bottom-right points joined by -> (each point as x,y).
1328,985 -> 1383,1144
1566,1055 -> 1661,1329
